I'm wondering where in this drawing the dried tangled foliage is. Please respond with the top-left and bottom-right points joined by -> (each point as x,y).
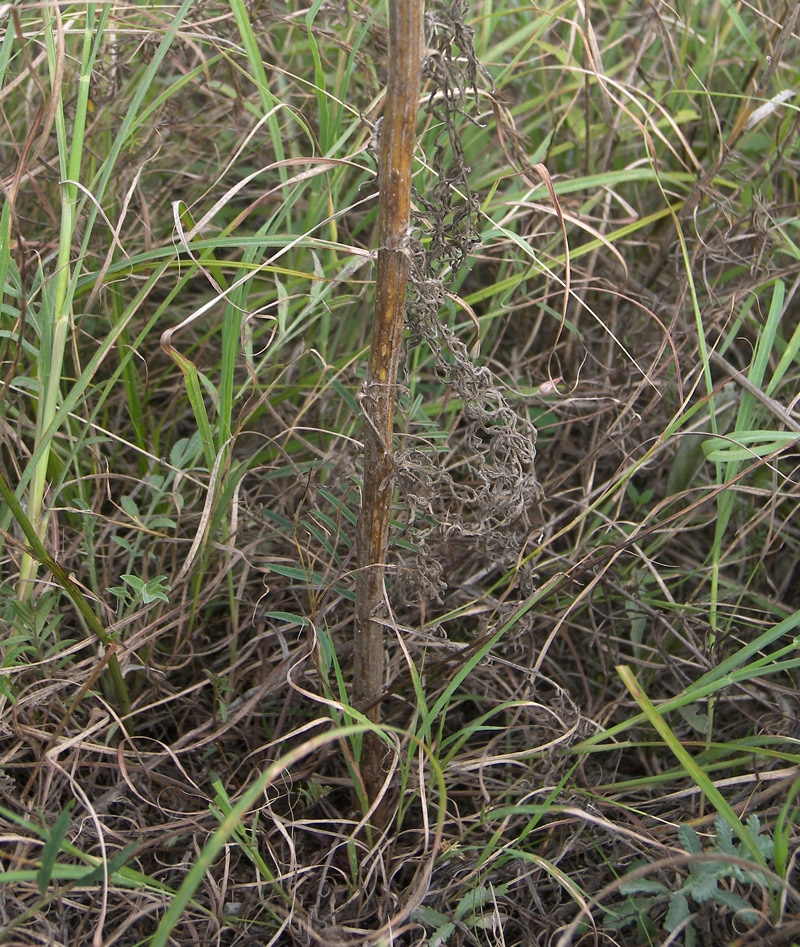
394,0 -> 542,606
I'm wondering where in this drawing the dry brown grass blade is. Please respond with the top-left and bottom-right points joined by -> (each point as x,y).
354,0 -> 424,806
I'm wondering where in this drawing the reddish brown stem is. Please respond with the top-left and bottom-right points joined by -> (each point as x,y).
354,0 -> 423,804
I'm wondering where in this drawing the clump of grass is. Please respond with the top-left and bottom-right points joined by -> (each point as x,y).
1,0 -> 799,944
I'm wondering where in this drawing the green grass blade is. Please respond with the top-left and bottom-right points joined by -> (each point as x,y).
618,665 -> 768,869
37,800 -> 74,893
149,725 -> 373,947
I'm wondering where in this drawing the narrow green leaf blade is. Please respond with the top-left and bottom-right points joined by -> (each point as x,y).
37,800 -> 74,894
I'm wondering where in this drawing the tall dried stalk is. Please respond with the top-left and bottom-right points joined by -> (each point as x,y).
354,0 -> 423,803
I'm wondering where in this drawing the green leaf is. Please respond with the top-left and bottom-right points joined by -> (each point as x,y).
267,563 -> 355,601
677,703 -> 710,732
715,816 -> 736,854
766,285 -> 800,397
454,883 -> 508,922
118,574 -> 169,604
774,776 -> 800,879
604,902 -> 634,923
38,801 -> 74,893
412,905 -> 451,927
78,842 -> 139,885
111,535 -> 135,554
678,824 -> 702,854
618,667 -> 769,869
262,611 -> 309,627
0,677 -> 16,702
121,574 -> 145,594
702,430 -> 798,463
430,922 -> 456,947
686,869 -> 719,903
744,813 -> 761,836
170,433 -> 203,468
141,576 -> 170,604
604,898 -> 652,931
664,891 -> 690,932
713,888 -> 759,924
120,496 -> 141,520
619,878 -> 669,896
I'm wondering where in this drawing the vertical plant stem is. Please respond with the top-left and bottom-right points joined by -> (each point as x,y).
0,468 -> 131,719
354,0 -> 423,803
17,3 -> 97,600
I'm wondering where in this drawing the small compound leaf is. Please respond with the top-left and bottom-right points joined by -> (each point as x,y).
678,824 -> 702,854
744,814 -> 775,861
141,576 -> 170,604
744,814 -> 761,837
412,906 -> 450,927
688,870 -> 719,903
454,883 -> 508,922
664,892 -> 690,932
715,817 -> 736,854
430,921 -> 456,947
